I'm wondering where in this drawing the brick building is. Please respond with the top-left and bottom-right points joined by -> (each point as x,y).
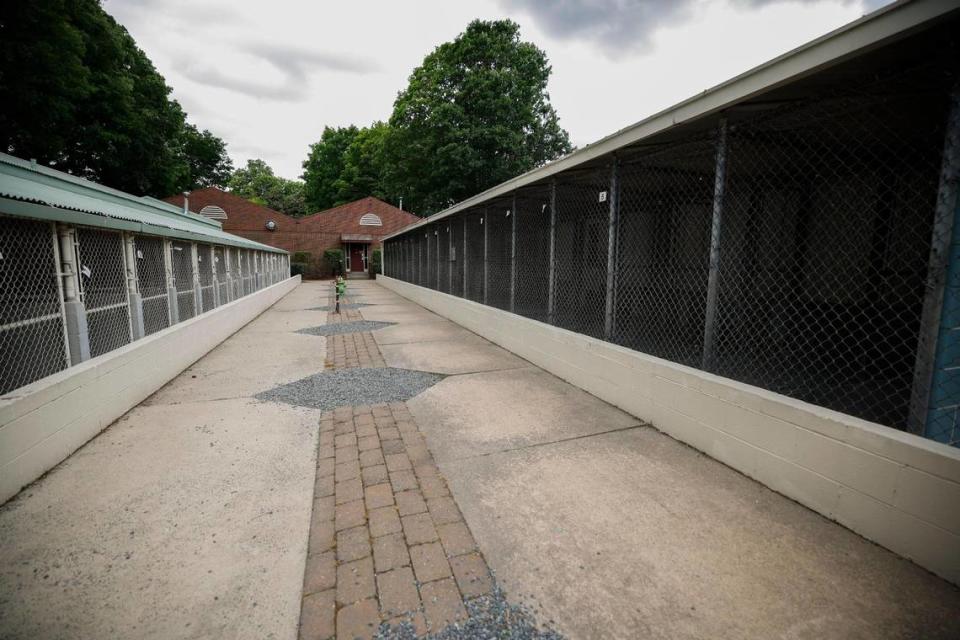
164,188 -> 419,277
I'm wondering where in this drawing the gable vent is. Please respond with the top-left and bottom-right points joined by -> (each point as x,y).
199,205 -> 228,220
359,213 -> 383,226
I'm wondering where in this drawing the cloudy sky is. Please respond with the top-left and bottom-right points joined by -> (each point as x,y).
103,0 -> 892,181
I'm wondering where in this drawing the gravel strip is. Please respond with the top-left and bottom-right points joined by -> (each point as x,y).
255,367 -> 443,410
307,303 -> 372,311
374,585 -> 564,640
296,321 -> 393,336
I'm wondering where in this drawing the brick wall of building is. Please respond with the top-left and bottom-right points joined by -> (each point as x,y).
164,189 -> 420,277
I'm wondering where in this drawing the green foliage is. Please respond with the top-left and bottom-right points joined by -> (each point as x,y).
292,251 -> 312,263
228,159 -> 307,216
370,249 -> 382,277
0,0 -> 233,196
323,249 -> 345,276
180,123 -> 234,189
333,122 -> 392,205
383,19 -> 572,214
299,20 -> 570,217
290,262 -> 307,277
302,126 -> 360,212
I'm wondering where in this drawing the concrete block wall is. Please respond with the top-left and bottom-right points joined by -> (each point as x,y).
379,275 -> 960,585
0,276 -> 301,504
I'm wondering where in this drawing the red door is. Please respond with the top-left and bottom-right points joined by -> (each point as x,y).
350,244 -> 365,272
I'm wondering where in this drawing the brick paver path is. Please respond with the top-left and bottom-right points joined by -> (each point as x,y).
299,288 -> 493,639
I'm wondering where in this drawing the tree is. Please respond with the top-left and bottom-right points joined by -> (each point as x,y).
383,19 -> 572,214
228,159 -> 307,217
0,0 -> 232,197
179,124 -> 234,189
302,126 -> 360,212
333,122 -> 392,205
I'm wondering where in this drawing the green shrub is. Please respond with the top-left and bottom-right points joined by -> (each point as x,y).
323,249 -> 345,276
290,262 -> 307,277
370,249 -> 382,278
292,251 -> 311,263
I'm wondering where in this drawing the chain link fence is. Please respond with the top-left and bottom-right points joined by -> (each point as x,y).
135,235 -> 170,337
198,243 -> 216,313
486,198 -> 512,311
0,218 -> 68,394
385,68 -> 959,445
171,240 -> 195,321
437,221 -> 450,294
0,214 -> 289,395
77,227 -> 132,358
513,184 -> 551,323
214,246 -> 228,303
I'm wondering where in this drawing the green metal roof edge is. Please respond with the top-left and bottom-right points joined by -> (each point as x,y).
0,153 -> 223,230
0,197 -> 287,253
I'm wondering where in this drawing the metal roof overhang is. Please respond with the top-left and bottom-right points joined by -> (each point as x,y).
0,196 -> 287,254
383,0 -> 960,241
342,233 -> 375,242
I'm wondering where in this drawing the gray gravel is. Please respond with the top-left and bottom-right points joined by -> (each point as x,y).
307,303 -> 372,311
374,585 -> 564,640
296,321 -> 393,336
254,367 -> 444,410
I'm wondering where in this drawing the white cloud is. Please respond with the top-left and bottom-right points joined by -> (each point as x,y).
103,0 -> 887,182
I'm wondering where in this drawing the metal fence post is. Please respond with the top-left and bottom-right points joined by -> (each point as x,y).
435,230 -> 441,289
224,247 -> 234,302
448,223 -> 454,292
908,83 -> 960,435
510,193 -> 517,313
462,215 -> 469,295
702,117 -> 729,371
190,242 -> 202,313
483,208 -> 489,305
211,246 -> 221,307
547,179 -> 557,325
604,158 -> 620,340
123,232 -> 145,340
163,238 -> 179,324
56,224 -> 91,363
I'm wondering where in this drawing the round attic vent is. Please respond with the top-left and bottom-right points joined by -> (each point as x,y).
265,220 -> 277,231
198,205 -> 227,220
359,213 -> 383,226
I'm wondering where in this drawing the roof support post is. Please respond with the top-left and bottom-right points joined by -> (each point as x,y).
191,242 -> 203,314
223,246 -> 234,302
56,223 -> 90,364
123,232 -> 145,340
211,246 -> 222,308
163,238 -> 179,325
448,223 -> 454,293
604,157 -> 620,341
547,179 -> 557,325
462,215 -> 469,296
483,208 -> 489,305
909,82 -> 960,437
702,116 -> 729,371
510,193 -> 517,314
435,229 -> 441,289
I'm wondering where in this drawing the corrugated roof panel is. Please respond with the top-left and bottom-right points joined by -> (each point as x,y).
0,153 -> 286,253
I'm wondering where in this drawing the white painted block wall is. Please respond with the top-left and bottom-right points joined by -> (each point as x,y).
379,275 -> 960,585
0,276 -> 301,504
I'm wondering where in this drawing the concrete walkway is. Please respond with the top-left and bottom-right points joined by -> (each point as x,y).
1,280 -> 959,640
365,282 -> 960,640
0,284 -> 327,639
